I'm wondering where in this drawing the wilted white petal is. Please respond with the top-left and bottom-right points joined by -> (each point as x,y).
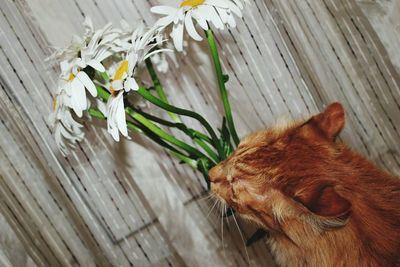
106,91 -> 128,141
171,22 -> 184,52
49,91 -> 85,156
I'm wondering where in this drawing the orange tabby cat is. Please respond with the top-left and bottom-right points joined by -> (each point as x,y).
209,103 -> 400,267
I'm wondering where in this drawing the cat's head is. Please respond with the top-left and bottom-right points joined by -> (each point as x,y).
209,102 -> 353,235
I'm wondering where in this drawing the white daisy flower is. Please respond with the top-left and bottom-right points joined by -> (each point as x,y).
108,53 -> 139,95
105,26 -> 165,141
151,0 -> 245,51
54,19 -> 134,118
49,92 -> 84,156
59,60 -> 97,117
104,53 -> 138,142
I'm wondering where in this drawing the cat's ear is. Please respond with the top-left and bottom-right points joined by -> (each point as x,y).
292,183 -> 351,227
300,102 -> 345,141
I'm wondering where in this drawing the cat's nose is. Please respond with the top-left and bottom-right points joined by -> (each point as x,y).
208,165 -> 224,183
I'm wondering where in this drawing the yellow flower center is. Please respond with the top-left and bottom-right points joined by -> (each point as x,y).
110,60 -> 129,96
114,60 -> 128,81
180,0 -> 205,8
68,73 -> 75,81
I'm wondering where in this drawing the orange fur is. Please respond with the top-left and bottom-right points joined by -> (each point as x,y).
209,103 -> 400,267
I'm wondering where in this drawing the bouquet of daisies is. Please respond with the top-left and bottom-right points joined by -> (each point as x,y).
49,0 -> 248,188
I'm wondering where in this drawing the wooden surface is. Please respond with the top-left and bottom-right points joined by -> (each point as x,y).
0,0 -> 399,266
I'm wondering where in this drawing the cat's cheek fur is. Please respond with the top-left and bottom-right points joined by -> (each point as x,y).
268,224 -> 361,267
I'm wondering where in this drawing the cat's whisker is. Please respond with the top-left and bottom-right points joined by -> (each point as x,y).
198,192 -> 215,202
205,198 -> 219,219
232,212 -> 252,267
221,202 -> 226,260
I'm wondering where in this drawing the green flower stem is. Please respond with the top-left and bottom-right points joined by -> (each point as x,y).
127,105 -> 219,162
125,106 -> 213,163
128,105 -> 212,144
95,86 -> 215,160
205,29 -> 240,146
126,121 -> 197,169
126,119 -> 206,180
93,84 -> 215,183
88,107 -> 107,120
96,85 -> 110,102
136,86 -> 224,159
145,58 -> 180,122
89,107 -> 198,170
168,151 -> 198,169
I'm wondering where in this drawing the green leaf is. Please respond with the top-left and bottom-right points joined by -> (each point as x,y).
218,117 -> 234,160
96,85 -> 110,102
88,108 -> 106,119
99,71 -> 110,82
197,158 -> 211,189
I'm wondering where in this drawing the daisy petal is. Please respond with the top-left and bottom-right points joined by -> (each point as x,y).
115,93 -> 128,136
192,10 -> 209,30
184,12 -> 203,41
71,78 -> 87,112
171,22 -> 184,52
206,0 -> 229,8
76,71 -> 97,97
151,6 -> 177,15
205,6 -> 225,29
174,8 -> 185,24
155,14 -> 176,27
125,78 -> 139,91
111,80 -> 124,91
87,59 -> 105,72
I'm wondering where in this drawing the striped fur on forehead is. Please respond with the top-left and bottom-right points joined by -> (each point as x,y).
239,116 -> 306,148
224,117 -> 310,183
